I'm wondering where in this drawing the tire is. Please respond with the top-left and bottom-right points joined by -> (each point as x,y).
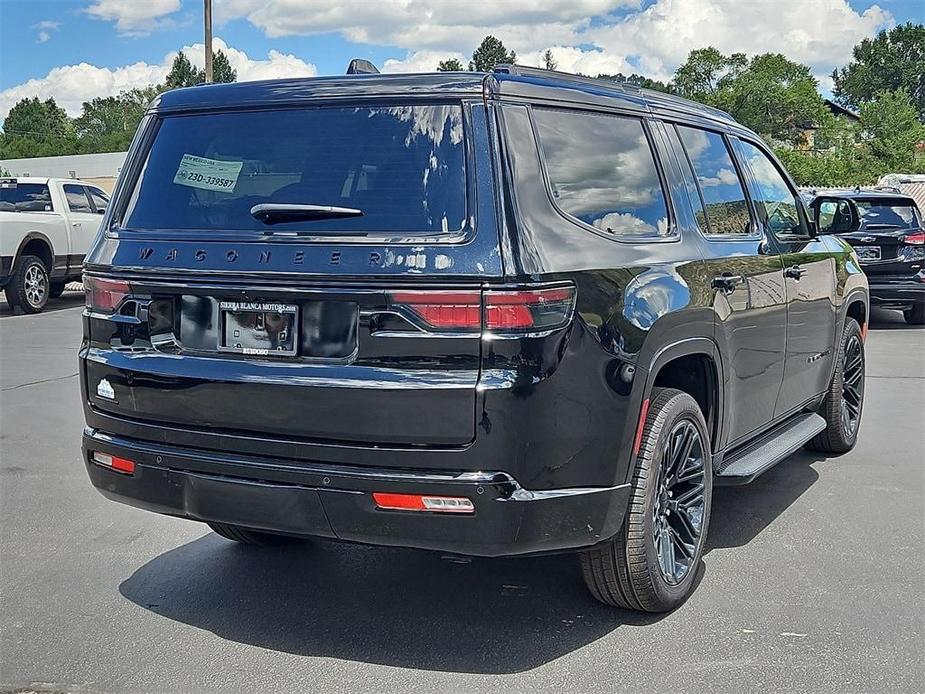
207,522 -> 304,547
903,304 -> 925,325
50,281 -> 66,299
806,317 -> 865,454
580,387 -> 712,612
4,255 -> 49,314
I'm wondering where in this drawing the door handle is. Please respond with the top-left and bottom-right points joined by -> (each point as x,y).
785,265 -> 806,280
712,274 -> 744,293
71,222 -> 81,228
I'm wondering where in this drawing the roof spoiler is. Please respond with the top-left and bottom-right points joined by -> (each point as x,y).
347,59 -> 380,75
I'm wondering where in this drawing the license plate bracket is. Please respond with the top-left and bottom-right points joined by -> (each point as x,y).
219,301 -> 299,356
856,245 -> 881,261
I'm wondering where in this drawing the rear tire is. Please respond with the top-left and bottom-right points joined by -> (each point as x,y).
207,522 -> 305,547
4,255 -> 49,314
806,318 -> 865,454
580,388 -> 712,612
903,304 -> 925,325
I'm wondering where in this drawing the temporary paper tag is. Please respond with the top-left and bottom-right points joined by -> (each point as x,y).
173,154 -> 243,193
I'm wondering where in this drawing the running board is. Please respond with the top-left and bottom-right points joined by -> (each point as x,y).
715,413 -> 826,485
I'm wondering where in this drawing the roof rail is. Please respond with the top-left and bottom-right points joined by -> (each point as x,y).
493,64 -> 641,92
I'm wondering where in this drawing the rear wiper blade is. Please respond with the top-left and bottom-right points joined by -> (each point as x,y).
250,203 -> 364,225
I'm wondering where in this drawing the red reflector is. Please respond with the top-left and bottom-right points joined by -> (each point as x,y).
372,492 -> 474,513
84,276 -> 131,313
633,398 -> 650,456
904,232 -> 925,246
92,451 -> 135,474
860,321 -> 868,342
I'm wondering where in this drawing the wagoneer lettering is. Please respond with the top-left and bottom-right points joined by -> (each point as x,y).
80,65 -> 868,612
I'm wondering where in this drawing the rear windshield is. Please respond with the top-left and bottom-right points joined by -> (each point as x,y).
857,199 -> 921,229
0,183 -> 53,212
122,105 -> 467,234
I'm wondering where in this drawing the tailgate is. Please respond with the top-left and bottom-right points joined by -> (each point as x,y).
84,281 -> 482,446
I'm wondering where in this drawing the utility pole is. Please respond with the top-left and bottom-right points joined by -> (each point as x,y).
204,0 -> 213,83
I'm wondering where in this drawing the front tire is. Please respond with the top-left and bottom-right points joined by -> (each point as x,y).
903,304 -> 925,325
581,388 -> 712,612
807,318 -> 865,454
4,255 -> 49,314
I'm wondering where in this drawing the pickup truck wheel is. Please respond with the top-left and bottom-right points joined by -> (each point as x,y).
580,387 -> 712,612
904,305 -> 925,325
807,318 -> 865,454
207,522 -> 305,547
50,281 -> 66,299
5,255 -> 49,314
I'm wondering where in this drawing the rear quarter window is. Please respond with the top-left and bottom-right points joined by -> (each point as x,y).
0,183 -> 53,212
532,108 -> 673,240
122,104 -> 468,235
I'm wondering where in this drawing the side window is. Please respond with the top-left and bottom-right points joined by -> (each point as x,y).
63,184 -> 92,213
88,187 -> 109,214
533,108 -> 673,239
0,183 -> 52,212
733,139 -> 806,236
665,124 -> 707,231
677,125 -> 752,236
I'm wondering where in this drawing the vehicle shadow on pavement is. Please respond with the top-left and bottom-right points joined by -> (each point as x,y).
118,451 -> 827,673
119,535 -> 660,673
0,291 -> 84,318
868,306 -> 921,331
707,449 -> 825,551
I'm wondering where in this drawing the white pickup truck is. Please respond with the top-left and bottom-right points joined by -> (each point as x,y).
1,177 -> 109,313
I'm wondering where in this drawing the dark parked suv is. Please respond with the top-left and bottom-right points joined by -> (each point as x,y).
80,66 -> 868,612
805,189 -> 924,324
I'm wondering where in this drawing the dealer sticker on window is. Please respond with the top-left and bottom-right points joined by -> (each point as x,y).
173,154 -> 243,193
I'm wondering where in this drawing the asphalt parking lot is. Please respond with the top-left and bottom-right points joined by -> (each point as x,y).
1,298 -> 923,693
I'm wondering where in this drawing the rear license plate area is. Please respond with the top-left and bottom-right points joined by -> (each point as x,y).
856,246 -> 881,261
219,301 -> 299,356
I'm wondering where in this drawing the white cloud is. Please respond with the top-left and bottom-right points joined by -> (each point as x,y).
216,0 -> 635,50
85,0 -> 181,36
517,46 -> 634,77
586,0 -> 893,79
382,51 -> 468,73
34,20 -> 61,44
0,38 -> 317,122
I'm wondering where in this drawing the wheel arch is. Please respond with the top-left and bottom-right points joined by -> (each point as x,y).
14,232 -> 54,273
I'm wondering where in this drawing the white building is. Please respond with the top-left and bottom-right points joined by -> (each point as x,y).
0,151 -> 127,192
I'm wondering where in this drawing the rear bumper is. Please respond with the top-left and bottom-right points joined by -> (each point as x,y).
82,428 -> 630,557
868,280 -> 924,308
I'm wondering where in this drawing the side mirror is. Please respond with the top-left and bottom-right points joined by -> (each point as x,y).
813,197 -> 860,235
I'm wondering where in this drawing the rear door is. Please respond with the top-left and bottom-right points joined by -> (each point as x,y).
731,137 -> 837,414
84,101 -> 502,448
61,184 -> 101,256
670,124 -> 787,445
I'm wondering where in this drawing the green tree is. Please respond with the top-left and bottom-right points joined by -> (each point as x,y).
469,36 -> 516,72
0,96 -> 78,158
542,49 -> 557,71
859,88 -> 925,172
833,23 -> 925,119
211,49 -> 237,83
164,50 -> 202,89
717,53 -> 829,146
2,96 -> 70,140
437,58 -> 464,71
72,86 -> 159,153
671,47 -> 745,103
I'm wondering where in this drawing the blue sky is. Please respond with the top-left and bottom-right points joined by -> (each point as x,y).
0,0 -> 922,122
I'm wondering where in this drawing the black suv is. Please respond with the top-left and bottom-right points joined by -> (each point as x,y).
80,66 -> 868,612
805,189 -> 924,324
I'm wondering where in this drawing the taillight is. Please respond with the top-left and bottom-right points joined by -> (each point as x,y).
389,290 -> 481,330
389,285 -> 576,335
484,287 -> 575,332
84,276 -> 131,313
904,232 -> 925,245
